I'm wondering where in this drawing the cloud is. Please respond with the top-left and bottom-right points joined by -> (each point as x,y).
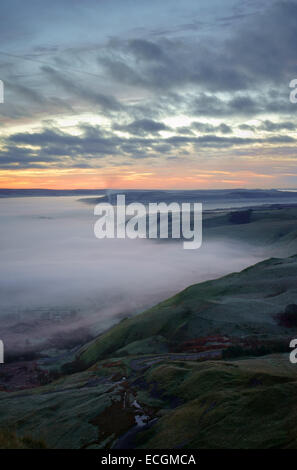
2,117 -> 296,170
41,66 -> 122,112
192,122 -> 233,134
238,119 -> 297,133
97,2 -> 297,97
1,1 -> 297,175
114,119 -> 170,135
128,39 -> 164,62
260,120 -> 296,132
1,125 -> 122,168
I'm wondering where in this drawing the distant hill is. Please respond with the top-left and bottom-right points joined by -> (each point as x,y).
80,188 -> 297,206
0,188 -> 106,197
2,187 -> 296,202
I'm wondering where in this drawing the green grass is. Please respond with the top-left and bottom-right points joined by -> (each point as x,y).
136,355 -> 297,449
0,430 -> 46,449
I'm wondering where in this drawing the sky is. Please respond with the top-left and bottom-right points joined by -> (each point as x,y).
0,0 -> 296,189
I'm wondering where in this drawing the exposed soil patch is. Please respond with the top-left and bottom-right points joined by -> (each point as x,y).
276,304 -> 297,328
90,398 -> 136,443
0,361 -> 51,391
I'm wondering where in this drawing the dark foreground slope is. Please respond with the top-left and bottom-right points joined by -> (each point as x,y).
1,353 -> 297,449
0,254 -> 297,448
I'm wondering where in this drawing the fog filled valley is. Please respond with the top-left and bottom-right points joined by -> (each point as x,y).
1,190 -> 297,360
0,191 -> 270,359
1,190 -> 297,449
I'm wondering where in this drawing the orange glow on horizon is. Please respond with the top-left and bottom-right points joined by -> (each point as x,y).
0,165 -> 280,190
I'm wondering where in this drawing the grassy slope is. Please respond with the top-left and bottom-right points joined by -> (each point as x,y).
77,254 -> 297,366
204,206 -> 297,254
0,353 -> 297,448
0,431 -> 46,449
136,354 -> 297,449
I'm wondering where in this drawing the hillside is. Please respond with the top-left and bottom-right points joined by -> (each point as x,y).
76,254 -> 297,367
0,352 -> 296,449
0,252 -> 296,449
